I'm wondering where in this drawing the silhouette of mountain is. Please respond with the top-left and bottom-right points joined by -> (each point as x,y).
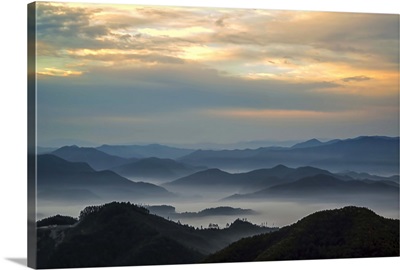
37,202 -> 274,268
165,168 -> 235,187
165,165 -> 348,193
338,171 -> 399,183
168,140 -> 299,150
146,205 -> 256,219
179,136 -> 399,174
97,144 -> 195,159
37,146 -> 57,154
291,138 -> 323,148
290,138 -> 340,149
37,154 -> 172,202
52,145 -> 133,170
224,174 -> 399,201
111,157 -> 203,181
205,206 -> 399,262
360,179 -> 399,188
38,154 -> 94,176
37,188 -> 101,202
179,207 -> 256,218
268,174 -> 398,194
37,215 -> 78,227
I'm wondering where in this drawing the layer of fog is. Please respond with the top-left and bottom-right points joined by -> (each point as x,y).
37,187 -> 399,228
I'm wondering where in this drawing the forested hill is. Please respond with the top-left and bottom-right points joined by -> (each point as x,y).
36,202 -> 273,268
204,206 -> 399,263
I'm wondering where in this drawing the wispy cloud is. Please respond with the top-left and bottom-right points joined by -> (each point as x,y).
342,75 -> 372,82
37,67 -> 83,77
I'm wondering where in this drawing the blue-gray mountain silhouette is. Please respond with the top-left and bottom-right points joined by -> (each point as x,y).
179,136 -> 399,174
37,154 -> 172,202
223,174 -> 398,201
165,165 -> 348,192
52,145 -> 135,171
111,157 -> 204,181
97,143 -> 195,159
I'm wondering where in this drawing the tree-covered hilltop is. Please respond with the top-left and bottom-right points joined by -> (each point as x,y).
37,215 -> 78,227
204,206 -> 399,263
37,202 -> 273,268
37,203 -> 399,268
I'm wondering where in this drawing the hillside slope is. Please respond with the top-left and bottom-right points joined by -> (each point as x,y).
111,157 -> 202,181
37,202 -> 274,268
52,145 -> 131,170
205,206 -> 399,262
37,154 -> 172,202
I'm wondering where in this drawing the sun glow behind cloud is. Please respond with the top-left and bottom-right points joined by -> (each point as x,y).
35,2 -> 398,89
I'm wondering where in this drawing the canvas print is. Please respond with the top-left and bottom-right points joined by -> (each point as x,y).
28,1 -> 399,269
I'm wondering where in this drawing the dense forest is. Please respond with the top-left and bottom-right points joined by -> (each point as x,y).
205,206 -> 399,262
36,203 -> 399,268
36,202 -> 273,268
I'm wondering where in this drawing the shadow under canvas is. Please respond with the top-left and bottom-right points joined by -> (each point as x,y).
6,258 -> 27,267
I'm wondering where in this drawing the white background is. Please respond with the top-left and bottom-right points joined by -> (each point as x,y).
0,0 -> 398,270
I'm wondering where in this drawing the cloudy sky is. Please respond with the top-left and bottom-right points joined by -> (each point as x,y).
34,2 -> 399,146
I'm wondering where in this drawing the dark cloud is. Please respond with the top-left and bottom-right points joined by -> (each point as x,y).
342,75 -> 372,83
36,4 -> 157,51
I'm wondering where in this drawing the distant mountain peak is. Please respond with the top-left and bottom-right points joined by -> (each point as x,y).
207,168 -> 226,173
271,164 -> 290,170
291,138 -> 323,149
59,145 -> 79,149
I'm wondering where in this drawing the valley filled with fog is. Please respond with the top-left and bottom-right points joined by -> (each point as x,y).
36,136 -> 399,228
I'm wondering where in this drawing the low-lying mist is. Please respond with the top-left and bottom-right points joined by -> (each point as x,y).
37,190 -> 399,229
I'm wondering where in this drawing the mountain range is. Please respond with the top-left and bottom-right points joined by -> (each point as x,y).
52,145 -> 132,171
33,135 -> 399,268
290,138 -> 339,149
164,164 -> 398,194
46,136 -> 399,176
223,174 -> 399,201
179,136 -> 399,174
50,145 -> 204,180
96,143 -> 194,159
37,154 -> 173,202
110,157 -> 204,181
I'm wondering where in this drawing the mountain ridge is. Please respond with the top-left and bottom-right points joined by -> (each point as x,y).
111,157 -> 204,181
205,206 -> 399,262
223,173 -> 399,201
37,202 -> 274,268
37,154 -> 173,202
179,136 -> 399,174
52,145 -> 132,171
96,143 -> 195,159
